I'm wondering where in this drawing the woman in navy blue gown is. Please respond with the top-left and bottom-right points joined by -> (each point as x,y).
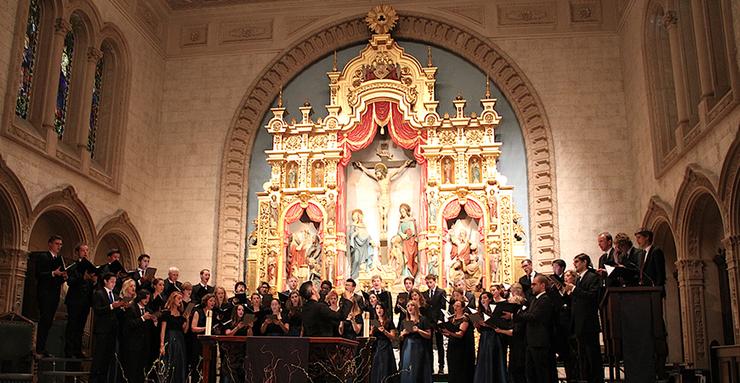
159,292 -> 189,383
399,300 -> 432,383
473,290 -> 508,383
442,298 -> 475,383
370,304 -> 398,383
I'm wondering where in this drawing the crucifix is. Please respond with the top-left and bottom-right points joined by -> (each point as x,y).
351,135 -> 415,241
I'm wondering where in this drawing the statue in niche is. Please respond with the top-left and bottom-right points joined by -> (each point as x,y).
248,218 -> 259,246
427,188 -> 439,226
448,229 -> 481,290
488,189 -> 498,219
348,209 -> 374,280
306,235 -> 322,284
469,157 -> 482,183
427,251 -> 439,276
266,250 -> 277,286
286,162 -> 298,188
311,161 -> 324,188
389,235 -> 403,276
352,160 -> 415,238
397,203 -> 418,277
269,194 -> 279,236
513,211 -> 526,242
442,157 -> 455,184
287,228 -> 312,278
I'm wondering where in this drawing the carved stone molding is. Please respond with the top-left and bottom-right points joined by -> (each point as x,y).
219,20 -> 273,44
216,12 -> 559,287
641,195 -> 674,234
673,164 -> 726,254
0,156 -> 32,250
96,210 -> 144,270
30,186 -> 97,247
0,248 -> 28,313
569,0 -> 602,24
180,24 -> 208,48
676,259 -> 705,281
718,130 -> 740,235
497,2 -> 556,26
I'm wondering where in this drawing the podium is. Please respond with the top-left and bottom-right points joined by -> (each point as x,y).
600,287 -> 666,383
198,336 -> 371,383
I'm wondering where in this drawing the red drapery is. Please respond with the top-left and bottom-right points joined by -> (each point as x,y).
334,101 -> 428,282
283,202 -> 324,246
441,198 -> 484,220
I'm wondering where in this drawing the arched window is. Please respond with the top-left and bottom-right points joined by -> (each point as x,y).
705,0 -> 732,100
645,4 -> 679,158
677,0 -> 701,129
15,0 -> 41,121
54,28 -> 75,138
88,54 -> 103,156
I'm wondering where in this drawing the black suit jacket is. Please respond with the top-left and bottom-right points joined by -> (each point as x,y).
640,246 -> 666,287
570,269 -> 601,336
302,300 -> 343,337
518,272 -> 541,302
92,288 -> 121,334
422,287 -> 447,323
35,251 -> 65,298
128,269 -> 153,292
367,289 -> 393,312
598,248 -> 615,270
122,304 -> 154,351
65,259 -> 94,307
395,292 -> 410,323
515,292 -> 554,348
192,283 -> 214,304
163,279 -> 182,300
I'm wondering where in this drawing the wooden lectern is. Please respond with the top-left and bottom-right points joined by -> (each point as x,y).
600,286 -> 666,383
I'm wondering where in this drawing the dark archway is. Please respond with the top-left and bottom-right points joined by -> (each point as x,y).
654,220 -> 682,362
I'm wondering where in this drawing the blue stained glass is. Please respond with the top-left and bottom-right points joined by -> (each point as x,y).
88,56 -> 104,157
15,0 -> 41,119
54,30 -> 75,138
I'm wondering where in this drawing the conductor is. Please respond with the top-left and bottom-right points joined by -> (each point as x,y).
300,281 -> 342,337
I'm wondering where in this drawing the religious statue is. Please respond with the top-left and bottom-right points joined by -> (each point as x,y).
389,235 -> 403,276
269,194 -> 279,236
266,250 -> 277,285
397,203 -> 418,277
442,156 -> 454,184
307,234 -> 322,284
286,162 -> 298,188
427,251 -> 439,276
311,161 -> 324,188
427,188 -> 440,226
352,159 -> 415,238
348,209 -> 374,280
469,157 -> 481,183
247,218 -> 259,246
287,229 -> 312,277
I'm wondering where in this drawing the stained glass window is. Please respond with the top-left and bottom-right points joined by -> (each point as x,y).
54,30 -> 75,138
15,0 -> 41,120
88,56 -> 104,157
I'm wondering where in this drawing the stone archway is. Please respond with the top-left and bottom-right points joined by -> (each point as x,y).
95,210 -> 144,269
23,186 -> 96,320
718,128 -> 740,344
216,12 -> 558,287
673,165 -> 730,368
0,156 -> 32,313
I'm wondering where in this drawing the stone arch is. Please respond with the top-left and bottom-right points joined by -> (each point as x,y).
641,195 -> 673,233
216,12 -> 558,286
673,165 -> 726,252
718,129 -> 740,236
94,210 -> 143,270
29,186 -> 96,251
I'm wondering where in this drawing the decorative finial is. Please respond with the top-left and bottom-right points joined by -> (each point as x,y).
365,5 -> 398,34
303,99 -> 311,107
455,93 -> 464,101
278,86 -> 283,108
332,50 -> 337,71
485,74 -> 491,98
427,46 -> 433,67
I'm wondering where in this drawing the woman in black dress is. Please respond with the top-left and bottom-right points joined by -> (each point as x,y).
473,291 -> 507,383
221,304 -> 250,383
246,292 -> 265,336
285,291 -> 303,336
189,293 -> 216,379
399,300 -> 432,383
370,304 -> 398,383
159,292 -> 189,383
503,283 -> 527,383
442,299 -> 475,383
260,299 -> 288,336
365,293 -> 379,320
339,300 -> 363,340
147,278 -> 166,365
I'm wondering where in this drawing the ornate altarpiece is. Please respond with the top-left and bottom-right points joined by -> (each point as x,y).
247,6 -> 520,292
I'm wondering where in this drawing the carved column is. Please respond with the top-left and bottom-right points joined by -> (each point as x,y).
74,47 -> 104,171
42,18 -> 72,155
689,0 -> 715,114
0,249 -> 28,313
722,235 -> 740,343
663,11 -> 691,141
676,259 -> 708,369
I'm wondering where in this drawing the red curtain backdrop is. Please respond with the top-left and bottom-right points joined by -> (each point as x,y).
283,202 -> 324,247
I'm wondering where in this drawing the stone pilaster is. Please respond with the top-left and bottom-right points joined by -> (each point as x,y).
662,11 -> 690,141
676,258 -> 708,369
0,249 -> 28,313
722,235 -> 740,343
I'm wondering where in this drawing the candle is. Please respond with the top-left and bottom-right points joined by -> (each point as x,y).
205,309 -> 212,336
363,312 -> 370,338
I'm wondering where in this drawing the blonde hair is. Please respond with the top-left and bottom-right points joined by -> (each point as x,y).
165,292 -> 183,313
120,279 -> 136,299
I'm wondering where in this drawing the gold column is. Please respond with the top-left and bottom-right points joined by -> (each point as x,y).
721,235 -> 740,343
663,11 -> 690,140
676,259 -> 708,369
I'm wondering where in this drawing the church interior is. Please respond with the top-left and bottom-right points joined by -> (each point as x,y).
0,0 -> 738,381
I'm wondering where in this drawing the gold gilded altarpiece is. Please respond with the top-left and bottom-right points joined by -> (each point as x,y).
247,6 -> 525,293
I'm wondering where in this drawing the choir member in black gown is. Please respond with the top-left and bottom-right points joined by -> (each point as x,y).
261,299 -> 288,336
507,283 -> 528,383
189,294 -> 216,379
562,269 -> 580,382
339,299 -> 363,340
370,304 -> 398,383
441,299 -> 475,383
285,291 -> 303,336
399,300 -> 433,383
221,304 -> 250,383
326,290 -> 342,337
365,292 -> 379,320
246,293 -> 264,336
146,278 -> 166,371
473,291 -> 507,383
394,277 -> 414,325
122,290 -> 157,383
214,286 -> 233,324
160,292 -> 189,383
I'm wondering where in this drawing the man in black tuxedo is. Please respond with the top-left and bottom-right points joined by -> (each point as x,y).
368,275 -> 393,311
163,266 -> 183,300
566,254 -> 603,383
35,235 -> 67,356
394,277 -> 414,325
597,232 -> 615,270
300,281 -> 342,336
129,254 -> 153,292
634,229 -> 666,287
64,243 -> 96,358
258,281 -> 274,310
122,289 -> 157,383
192,268 -> 213,304
609,233 -> 642,286
97,248 -> 124,293
422,274 -> 447,373
518,259 -> 541,302
506,274 -> 556,383
548,258 -> 572,381
340,278 -> 365,316
90,273 -> 129,383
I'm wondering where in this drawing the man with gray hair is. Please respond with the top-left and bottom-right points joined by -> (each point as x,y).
163,266 -> 182,300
